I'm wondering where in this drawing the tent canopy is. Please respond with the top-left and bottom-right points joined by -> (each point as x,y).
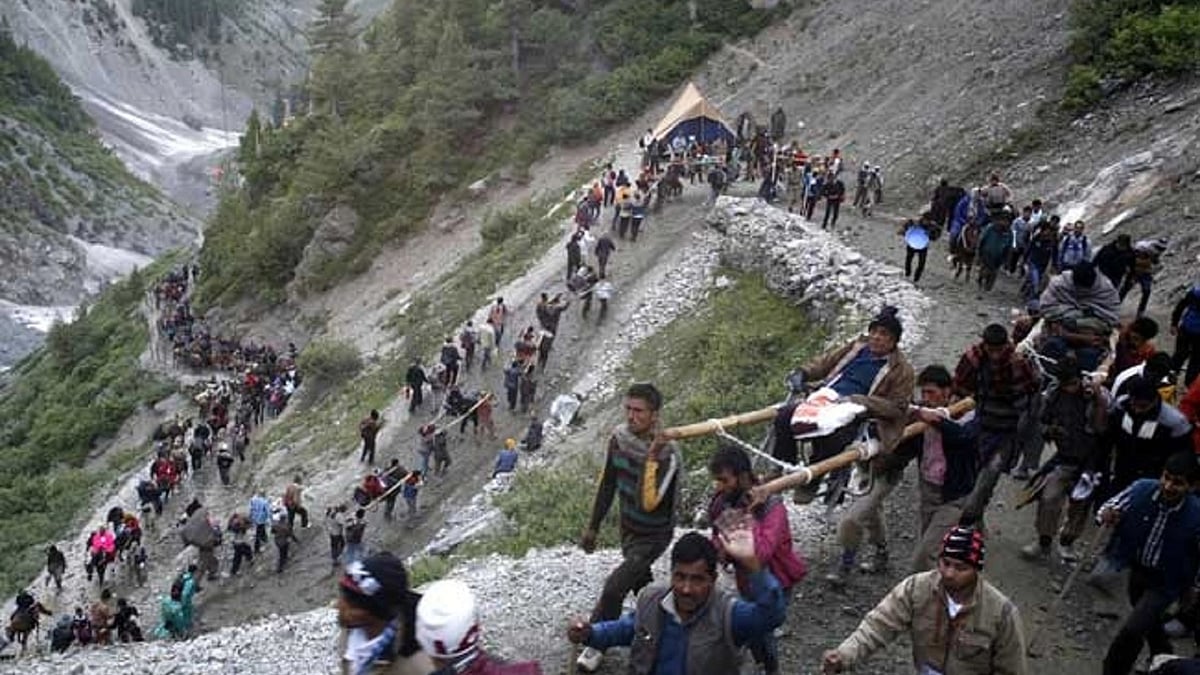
651,82 -> 736,147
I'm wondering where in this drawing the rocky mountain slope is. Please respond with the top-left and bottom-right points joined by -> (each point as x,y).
0,30 -> 198,367
6,0 -> 1200,671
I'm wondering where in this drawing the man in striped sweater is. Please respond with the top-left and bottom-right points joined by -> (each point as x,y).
577,382 -> 680,672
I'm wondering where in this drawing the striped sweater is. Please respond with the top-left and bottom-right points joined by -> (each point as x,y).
587,425 -> 679,538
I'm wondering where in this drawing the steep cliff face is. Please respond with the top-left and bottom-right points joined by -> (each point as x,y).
0,29 -> 198,366
2,0 -> 391,209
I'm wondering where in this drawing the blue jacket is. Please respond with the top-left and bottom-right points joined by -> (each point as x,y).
586,569 -> 785,673
1103,478 -> 1200,600
494,449 -> 519,476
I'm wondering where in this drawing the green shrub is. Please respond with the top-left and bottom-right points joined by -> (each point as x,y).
1063,65 -> 1104,112
297,339 -> 363,399
1066,0 -> 1200,109
1106,5 -> 1200,77
202,0 -> 788,302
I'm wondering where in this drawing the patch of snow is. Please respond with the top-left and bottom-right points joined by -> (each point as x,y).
79,90 -> 240,182
69,235 -> 154,282
0,300 -> 76,333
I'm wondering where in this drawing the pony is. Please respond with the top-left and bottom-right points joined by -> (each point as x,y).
951,219 -> 982,282
6,601 -> 51,654
653,165 -> 684,212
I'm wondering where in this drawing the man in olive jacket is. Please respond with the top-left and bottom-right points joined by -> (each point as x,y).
822,526 -> 1028,675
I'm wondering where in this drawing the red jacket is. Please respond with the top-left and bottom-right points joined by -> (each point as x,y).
709,493 -> 807,593
1180,376 -> 1200,452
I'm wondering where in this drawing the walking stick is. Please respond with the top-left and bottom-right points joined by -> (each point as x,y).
1026,522 -> 1111,657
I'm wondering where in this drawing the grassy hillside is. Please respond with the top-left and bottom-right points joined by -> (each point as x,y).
1065,0 -> 1200,109
0,263 -> 174,597
197,0 -> 788,307
0,26 -> 179,241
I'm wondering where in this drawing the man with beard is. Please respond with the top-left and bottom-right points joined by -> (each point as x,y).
336,552 -> 434,675
822,526 -> 1027,674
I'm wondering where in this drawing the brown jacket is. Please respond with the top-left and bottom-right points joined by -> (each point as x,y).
835,569 -> 1028,675
337,629 -> 435,675
800,338 -> 915,451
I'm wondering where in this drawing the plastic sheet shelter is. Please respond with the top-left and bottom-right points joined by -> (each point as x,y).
651,82 -> 736,147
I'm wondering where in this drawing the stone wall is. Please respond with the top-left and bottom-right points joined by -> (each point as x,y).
708,197 -> 932,350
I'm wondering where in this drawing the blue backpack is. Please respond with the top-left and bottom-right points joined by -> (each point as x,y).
1182,287 -> 1200,335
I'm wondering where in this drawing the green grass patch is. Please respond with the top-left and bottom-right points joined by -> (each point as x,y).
0,255 -> 181,597
442,271 -> 828,560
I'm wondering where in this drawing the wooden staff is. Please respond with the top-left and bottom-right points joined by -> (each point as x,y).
363,392 -> 493,512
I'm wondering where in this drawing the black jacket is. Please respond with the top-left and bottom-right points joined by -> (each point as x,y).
1094,243 -> 1134,287
892,410 -> 980,502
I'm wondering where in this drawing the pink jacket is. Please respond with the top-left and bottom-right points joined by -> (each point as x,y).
90,530 -> 115,555
709,494 -> 807,593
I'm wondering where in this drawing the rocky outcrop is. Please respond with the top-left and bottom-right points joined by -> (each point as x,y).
291,204 -> 360,291
709,197 -> 933,350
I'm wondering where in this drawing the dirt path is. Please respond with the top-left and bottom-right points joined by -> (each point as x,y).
175,141 -> 729,629
754,198 -> 1124,674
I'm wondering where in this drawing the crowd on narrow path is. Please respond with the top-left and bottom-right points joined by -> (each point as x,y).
9,113 -> 1200,675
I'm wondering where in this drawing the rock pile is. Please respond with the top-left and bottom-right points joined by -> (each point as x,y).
9,606 -> 339,674
709,197 -> 933,349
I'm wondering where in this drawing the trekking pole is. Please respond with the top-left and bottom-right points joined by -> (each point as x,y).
1026,522 -> 1111,657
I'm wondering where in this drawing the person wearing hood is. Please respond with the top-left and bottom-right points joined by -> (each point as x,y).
417,579 -> 542,674
575,382 -> 680,673
1039,261 -> 1122,371
337,552 -> 435,675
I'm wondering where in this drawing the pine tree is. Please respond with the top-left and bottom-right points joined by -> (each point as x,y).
308,0 -> 359,118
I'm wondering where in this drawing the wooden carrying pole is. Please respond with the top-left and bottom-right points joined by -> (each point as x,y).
659,397 -> 976,495
660,405 -> 782,441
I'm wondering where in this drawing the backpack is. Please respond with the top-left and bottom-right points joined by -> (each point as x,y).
1062,235 -> 1089,265
459,328 -> 476,349
1182,288 -> 1200,335
73,617 -> 93,643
